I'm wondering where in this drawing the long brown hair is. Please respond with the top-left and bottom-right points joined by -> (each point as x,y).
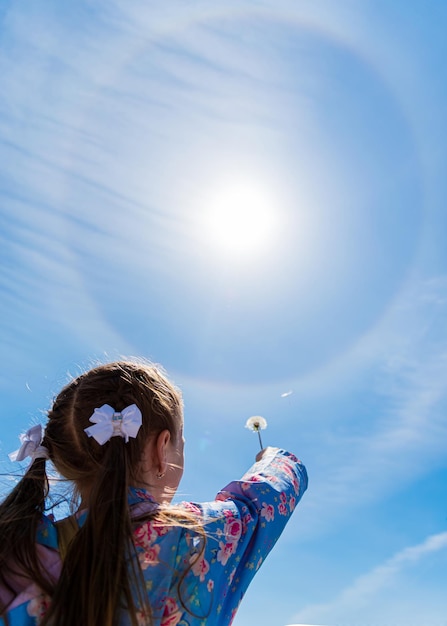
0,360 -> 191,626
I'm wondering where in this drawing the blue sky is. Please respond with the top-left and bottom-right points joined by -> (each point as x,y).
1,1 -> 447,625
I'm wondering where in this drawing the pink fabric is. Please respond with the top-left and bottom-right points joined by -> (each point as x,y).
0,545 -> 61,611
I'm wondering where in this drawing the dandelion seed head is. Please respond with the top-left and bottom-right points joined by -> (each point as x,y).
245,416 -> 268,432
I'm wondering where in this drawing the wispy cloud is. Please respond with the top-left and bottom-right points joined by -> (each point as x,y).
289,276 -> 447,536
292,531 -> 447,626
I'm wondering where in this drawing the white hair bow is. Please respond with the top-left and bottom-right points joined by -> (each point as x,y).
9,424 -> 49,462
84,404 -> 143,445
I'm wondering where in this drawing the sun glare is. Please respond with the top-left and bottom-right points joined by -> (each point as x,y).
200,182 -> 279,257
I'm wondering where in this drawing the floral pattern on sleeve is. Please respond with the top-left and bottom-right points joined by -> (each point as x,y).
26,593 -> 50,625
175,449 -> 308,624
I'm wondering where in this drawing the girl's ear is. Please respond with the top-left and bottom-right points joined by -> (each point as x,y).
155,429 -> 171,476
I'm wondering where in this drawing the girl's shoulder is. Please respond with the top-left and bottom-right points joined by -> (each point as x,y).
2,520 -> 62,622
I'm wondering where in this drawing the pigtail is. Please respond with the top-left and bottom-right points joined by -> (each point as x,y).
0,457 -> 51,615
42,439 -> 150,626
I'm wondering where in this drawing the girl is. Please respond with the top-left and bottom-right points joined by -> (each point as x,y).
0,360 -> 308,625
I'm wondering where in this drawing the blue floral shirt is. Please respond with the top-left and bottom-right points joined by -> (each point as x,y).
1,448 -> 307,625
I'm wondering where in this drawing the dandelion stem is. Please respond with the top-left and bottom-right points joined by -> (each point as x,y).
256,428 -> 264,450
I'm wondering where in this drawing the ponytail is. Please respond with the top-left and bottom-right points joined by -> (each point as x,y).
0,457 -> 51,614
42,439 -> 150,626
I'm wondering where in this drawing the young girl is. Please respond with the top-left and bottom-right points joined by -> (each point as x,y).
0,360 -> 308,625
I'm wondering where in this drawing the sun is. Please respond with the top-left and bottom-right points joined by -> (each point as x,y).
199,181 -> 279,258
